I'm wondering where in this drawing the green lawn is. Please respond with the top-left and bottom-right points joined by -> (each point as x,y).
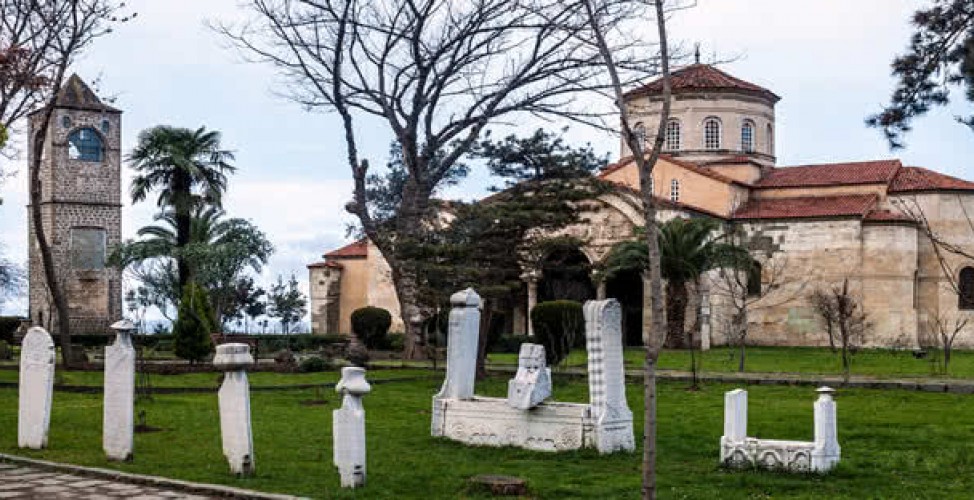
489,346 -> 974,379
1,375 -> 972,498
0,368 -> 435,388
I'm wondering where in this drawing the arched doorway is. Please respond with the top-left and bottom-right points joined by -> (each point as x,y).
538,246 -> 595,303
606,270 -> 644,346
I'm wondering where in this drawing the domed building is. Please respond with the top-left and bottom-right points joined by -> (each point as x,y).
310,64 -> 974,350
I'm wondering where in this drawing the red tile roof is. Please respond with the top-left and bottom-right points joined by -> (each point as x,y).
307,261 -> 344,269
625,64 -> 779,102
732,194 -> 878,220
323,239 -> 368,258
888,166 -> 974,193
600,154 -> 746,186
754,160 -> 902,189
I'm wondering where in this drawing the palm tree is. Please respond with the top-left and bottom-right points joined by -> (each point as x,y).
604,217 -> 752,349
128,126 -> 235,291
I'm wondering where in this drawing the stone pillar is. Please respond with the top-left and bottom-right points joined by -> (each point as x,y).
811,387 -> 840,472
719,388 -> 748,465
432,288 -> 481,436
583,299 -> 634,454
334,366 -> 371,488
214,343 -> 255,476
18,327 -> 55,449
103,320 -> 136,461
521,270 -> 540,336
506,343 -> 551,410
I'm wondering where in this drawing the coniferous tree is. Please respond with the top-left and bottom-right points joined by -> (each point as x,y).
172,282 -> 215,363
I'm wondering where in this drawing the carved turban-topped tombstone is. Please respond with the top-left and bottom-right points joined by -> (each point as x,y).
103,319 -> 136,461
506,343 -> 551,410
213,343 -> 255,476
333,366 -> 371,488
19,327 -> 55,449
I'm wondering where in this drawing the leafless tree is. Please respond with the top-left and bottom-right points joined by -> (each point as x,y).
921,309 -> 969,376
579,0 -> 697,497
217,0 -> 662,359
710,252 -> 806,372
2,0 -> 131,367
809,278 -> 871,381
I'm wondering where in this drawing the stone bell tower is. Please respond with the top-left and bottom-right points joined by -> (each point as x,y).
28,74 -> 123,335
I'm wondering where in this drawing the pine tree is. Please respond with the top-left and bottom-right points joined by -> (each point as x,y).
172,282 -> 215,362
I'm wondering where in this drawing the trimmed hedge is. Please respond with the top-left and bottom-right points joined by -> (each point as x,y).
0,317 -> 22,343
351,307 -> 392,350
530,300 -> 585,366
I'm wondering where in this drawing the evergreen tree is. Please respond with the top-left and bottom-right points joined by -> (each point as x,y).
268,274 -> 307,335
172,282 -> 215,362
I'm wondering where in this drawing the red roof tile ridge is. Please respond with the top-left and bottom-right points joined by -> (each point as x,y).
625,64 -> 779,102
755,159 -> 902,188
323,238 -> 369,258
888,165 -> 974,193
599,154 -> 746,186
732,193 -> 879,220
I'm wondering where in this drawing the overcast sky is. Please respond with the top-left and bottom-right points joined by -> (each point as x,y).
2,0 -> 973,319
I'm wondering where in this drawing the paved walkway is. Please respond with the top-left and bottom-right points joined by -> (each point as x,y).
0,463 -> 214,499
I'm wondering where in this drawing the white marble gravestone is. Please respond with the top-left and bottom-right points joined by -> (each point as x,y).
720,387 -> 840,472
18,327 -> 55,449
506,343 -> 551,410
584,300 -> 635,453
214,343 -> 255,476
333,366 -> 371,488
103,320 -> 136,461
432,295 -> 633,454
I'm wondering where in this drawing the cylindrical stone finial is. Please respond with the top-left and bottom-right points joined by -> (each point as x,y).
213,343 -> 254,371
450,288 -> 481,308
336,367 -> 371,397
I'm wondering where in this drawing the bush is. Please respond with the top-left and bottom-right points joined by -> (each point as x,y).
387,333 -> 405,352
351,307 -> 392,350
530,300 -> 585,366
0,317 -> 22,343
172,282 -> 215,362
299,355 -> 331,372
488,334 -> 522,354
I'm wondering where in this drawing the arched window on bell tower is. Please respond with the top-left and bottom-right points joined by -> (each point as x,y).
67,127 -> 104,162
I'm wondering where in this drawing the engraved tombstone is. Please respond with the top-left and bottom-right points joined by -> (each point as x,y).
506,343 -> 551,410
214,343 -> 255,476
103,319 -> 136,461
333,366 -> 371,488
18,327 -> 55,449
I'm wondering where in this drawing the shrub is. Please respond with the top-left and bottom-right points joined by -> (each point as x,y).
0,317 -> 22,343
387,333 -> 405,352
488,334 -> 522,354
530,300 -> 585,366
351,307 -> 392,350
172,282 -> 215,362
299,355 -> 331,372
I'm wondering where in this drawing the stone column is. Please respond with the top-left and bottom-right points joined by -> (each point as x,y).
719,388 -> 748,466
811,387 -> 840,472
521,270 -> 540,336
214,343 -> 255,476
18,327 -> 55,449
431,288 -> 481,436
103,320 -> 136,461
334,367 -> 371,488
583,299 -> 634,454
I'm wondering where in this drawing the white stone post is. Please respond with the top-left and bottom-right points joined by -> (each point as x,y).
811,387 -> 840,472
719,389 -> 748,464
18,327 -> 55,449
435,288 -> 481,401
583,299 -> 634,453
333,367 -> 371,488
214,343 -> 255,476
103,320 -> 136,461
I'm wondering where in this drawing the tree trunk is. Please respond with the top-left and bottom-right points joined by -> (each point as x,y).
735,310 -> 747,373
29,94 -> 75,369
393,269 -> 427,360
174,170 -> 192,294
664,281 -> 688,348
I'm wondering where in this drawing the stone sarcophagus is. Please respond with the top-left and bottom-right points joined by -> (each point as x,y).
719,387 -> 840,473
431,289 -> 633,454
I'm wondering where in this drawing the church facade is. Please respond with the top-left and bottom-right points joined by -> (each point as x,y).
310,64 -> 974,349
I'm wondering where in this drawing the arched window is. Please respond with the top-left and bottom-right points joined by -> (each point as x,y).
67,127 -> 104,162
767,123 -> 774,155
704,117 -> 721,150
665,119 -> 681,151
631,122 -> 646,150
70,227 -> 106,269
670,179 -> 680,202
741,120 -> 755,153
960,267 -> 974,309
747,262 -> 762,297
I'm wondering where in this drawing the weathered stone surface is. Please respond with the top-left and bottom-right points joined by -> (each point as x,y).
433,288 -> 480,405
584,299 -> 635,454
720,387 -> 840,473
103,324 -> 135,461
19,327 -> 55,449
214,344 -> 255,476
506,344 -> 551,410
333,367 -> 370,488
468,475 -> 527,496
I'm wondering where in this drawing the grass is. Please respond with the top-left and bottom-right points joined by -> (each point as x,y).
489,346 -> 974,379
0,368 -> 435,388
1,374 -> 973,499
